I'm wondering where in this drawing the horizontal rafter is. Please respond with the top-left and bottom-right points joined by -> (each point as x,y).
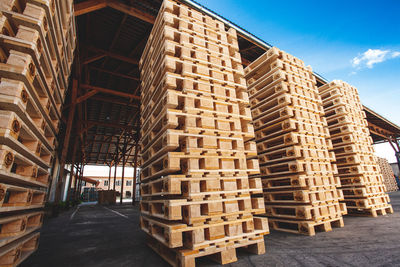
86,46 -> 139,65
90,66 -> 139,81
80,84 -> 140,100
74,0 -> 107,16
107,0 -> 156,24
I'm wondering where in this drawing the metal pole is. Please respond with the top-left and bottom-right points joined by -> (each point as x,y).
78,164 -> 85,200
120,134 -> 128,204
113,157 -> 118,191
120,154 -> 126,204
132,141 -> 139,206
108,162 -> 112,190
77,166 -> 82,199
395,152 -> 400,187
73,163 -> 80,199
66,136 -> 78,201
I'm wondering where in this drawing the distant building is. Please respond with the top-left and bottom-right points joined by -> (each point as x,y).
81,168 -> 140,200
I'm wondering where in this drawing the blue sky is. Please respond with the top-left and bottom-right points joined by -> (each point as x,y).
196,0 -> 400,125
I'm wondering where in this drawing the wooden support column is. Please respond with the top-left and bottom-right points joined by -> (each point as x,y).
131,141 -> 140,206
55,79 -> 78,202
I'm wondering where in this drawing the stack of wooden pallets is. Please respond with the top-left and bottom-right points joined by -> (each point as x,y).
0,0 -> 75,265
244,47 -> 346,236
377,157 -> 398,192
318,80 -> 393,216
139,0 -> 269,266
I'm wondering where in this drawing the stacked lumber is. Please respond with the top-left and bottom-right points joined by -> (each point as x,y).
244,47 -> 346,235
139,0 -> 269,266
318,80 -> 393,216
377,157 -> 398,192
0,0 -> 75,265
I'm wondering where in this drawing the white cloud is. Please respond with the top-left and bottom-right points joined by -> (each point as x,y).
352,49 -> 391,68
392,51 -> 400,58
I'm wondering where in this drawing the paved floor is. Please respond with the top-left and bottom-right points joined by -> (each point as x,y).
22,192 -> 400,267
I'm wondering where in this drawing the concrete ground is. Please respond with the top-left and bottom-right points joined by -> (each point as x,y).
22,192 -> 400,267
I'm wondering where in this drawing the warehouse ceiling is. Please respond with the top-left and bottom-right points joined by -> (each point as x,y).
64,0 -> 267,166
65,0 -> 400,167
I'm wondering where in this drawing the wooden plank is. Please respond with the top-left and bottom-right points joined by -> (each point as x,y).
89,66 -> 139,81
86,46 -> 139,65
74,0 -> 107,16
107,0 -> 156,24
80,84 -> 140,100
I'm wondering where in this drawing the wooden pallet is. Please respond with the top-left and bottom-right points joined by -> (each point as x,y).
0,144 -> 49,187
255,132 -> 332,154
140,195 -> 265,224
0,24 -> 65,102
339,175 -> 385,188
245,46 -> 345,235
342,194 -> 390,209
268,216 -> 344,236
0,183 -> 46,212
141,130 -> 256,168
140,175 -> 262,199
377,157 -> 398,192
147,232 -> 265,267
257,146 -> 335,165
2,0 -> 72,89
264,202 -> 346,220
341,185 -> 386,198
0,231 -> 39,267
263,187 -> 343,204
259,160 -> 337,177
140,1 -> 268,264
0,78 -> 56,150
251,93 -> 324,122
141,152 -> 259,182
261,174 -> 341,190
141,88 -> 250,130
0,110 -> 52,168
346,205 -> 393,217
0,211 -> 43,247
141,215 -> 268,249
0,50 -> 59,135
1,7 -> 65,106
249,81 -> 320,108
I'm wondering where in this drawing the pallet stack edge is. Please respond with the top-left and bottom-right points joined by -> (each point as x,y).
244,47 -> 346,236
0,0 -> 76,265
318,80 -> 393,217
138,0 -> 268,266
